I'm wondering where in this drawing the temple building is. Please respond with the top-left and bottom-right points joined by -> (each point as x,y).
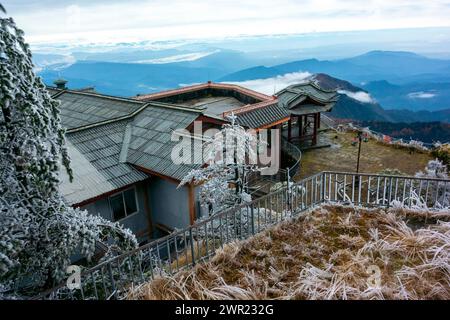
50,80 -> 337,243
135,81 -> 338,148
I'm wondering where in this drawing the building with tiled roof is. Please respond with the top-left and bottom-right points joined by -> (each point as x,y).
137,81 -> 338,146
52,89 -> 208,242
53,80 -> 337,243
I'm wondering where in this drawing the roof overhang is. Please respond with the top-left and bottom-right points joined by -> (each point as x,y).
135,81 -> 273,103
288,103 -> 334,116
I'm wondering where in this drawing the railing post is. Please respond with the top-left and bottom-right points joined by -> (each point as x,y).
287,167 -> 292,212
189,229 -> 196,266
387,177 -> 393,208
250,204 -> 255,235
107,262 -> 118,300
321,173 -> 326,203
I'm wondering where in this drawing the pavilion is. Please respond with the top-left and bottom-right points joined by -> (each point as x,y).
135,81 -> 338,148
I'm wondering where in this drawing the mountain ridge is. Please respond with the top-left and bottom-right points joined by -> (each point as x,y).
311,73 -> 450,123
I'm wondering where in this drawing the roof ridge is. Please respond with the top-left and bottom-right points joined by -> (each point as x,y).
208,82 -> 273,101
134,83 -> 209,101
61,89 -> 147,104
65,101 -> 204,134
277,80 -> 338,96
134,81 -> 273,102
119,123 -> 132,163
66,103 -> 150,133
222,99 -> 279,117
148,101 -> 206,113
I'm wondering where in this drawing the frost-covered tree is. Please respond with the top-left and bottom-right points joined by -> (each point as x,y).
416,159 -> 449,180
415,159 -> 450,208
179,113 -> 261,215
0,10 -> 137,295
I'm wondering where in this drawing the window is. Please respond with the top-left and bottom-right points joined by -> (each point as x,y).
109,188 -> 138,221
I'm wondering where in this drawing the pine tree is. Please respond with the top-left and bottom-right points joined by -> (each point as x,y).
0,9 -> 137,295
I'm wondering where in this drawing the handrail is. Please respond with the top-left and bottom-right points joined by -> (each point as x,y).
323,171 -> 449,182
281,136 -> 302,179
31,171 -> 449,300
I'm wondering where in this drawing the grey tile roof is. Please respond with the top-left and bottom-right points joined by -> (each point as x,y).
46,87 -> 62,97
276,82 -> 338,108
61,120 -> 149,205
55,91 -> 146,130
57,89 -> 204,204
58,82 -> 336,204
236,103 -> 289,128
232,82 -> 337,128
125,106 -> 201,180
59,141 -> 117,206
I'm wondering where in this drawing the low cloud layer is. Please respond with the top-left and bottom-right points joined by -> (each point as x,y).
3,0 -> 450,45
135,51 -> 217,64
408,91 -> 436,99
225,72 -> 313,95
338,90 -> 376,104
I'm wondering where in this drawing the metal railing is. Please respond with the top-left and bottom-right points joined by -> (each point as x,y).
247,137 -> 302,195
320,114 -> 337,129
281,136 -> 302,179
322,172 -> 449,209
33,171 -> 449,300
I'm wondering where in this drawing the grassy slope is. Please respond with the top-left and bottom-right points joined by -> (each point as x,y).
132,204 -> 450,300
297,130 -> 433,180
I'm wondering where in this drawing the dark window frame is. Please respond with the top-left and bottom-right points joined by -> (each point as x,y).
109,186 -> 139,222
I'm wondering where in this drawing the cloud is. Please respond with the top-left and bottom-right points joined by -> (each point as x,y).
2,0 -> 450,45
134,51 -> 218,64
33,54 -> 75,70
224,72 -> 313,95
408,91 -> 436,99
338,90 -> 376,103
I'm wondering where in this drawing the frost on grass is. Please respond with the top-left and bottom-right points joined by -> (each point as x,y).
131,204 -> 450,300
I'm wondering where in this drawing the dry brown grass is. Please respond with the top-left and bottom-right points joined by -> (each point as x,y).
130,204 -> 450,300
298,131 -> 432,180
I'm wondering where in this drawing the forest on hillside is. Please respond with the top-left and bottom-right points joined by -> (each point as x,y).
359,121 -> 450,143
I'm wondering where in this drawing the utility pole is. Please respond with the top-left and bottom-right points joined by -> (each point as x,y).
353,131 -> 368,173
356,132 -> 362,173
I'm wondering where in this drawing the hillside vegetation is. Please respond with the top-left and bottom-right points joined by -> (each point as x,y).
132,204 -> 450,300
298,130 -> 432,179
359,121 -> 450,143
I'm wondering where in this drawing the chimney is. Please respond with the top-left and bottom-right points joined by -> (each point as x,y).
53,78 -> 68,90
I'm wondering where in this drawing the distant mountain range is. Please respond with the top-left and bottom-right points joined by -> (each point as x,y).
37,50 -> 450,123
358,121 -> 450,143
220,51 -> 450,112
220,51 -> 450,84
39,60 -> 225,97
360,80 -> 450,112
37,49 -> 264,97
311,73 -> 450,123
312,73 -> 450,142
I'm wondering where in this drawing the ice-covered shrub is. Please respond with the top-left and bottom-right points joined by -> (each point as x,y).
0,13 -> 137,296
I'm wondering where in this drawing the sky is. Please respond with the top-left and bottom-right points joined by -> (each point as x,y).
2,0 -> 450,45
